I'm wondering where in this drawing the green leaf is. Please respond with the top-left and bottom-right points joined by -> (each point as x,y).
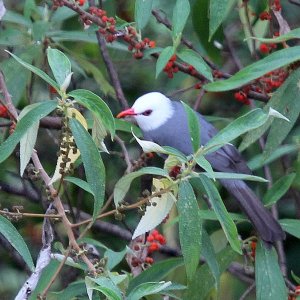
48,281 -> 87,300
209,0 -> 236,40
201,229 -> 221,289
247,27 -> 300,44
240,68 -> 300,152
7,51 -> 60,92
204,46 -> 300,92
85,276 -> 123,300
135,0 -> 153,30
69,119 -> 105,220
255,240 -> 287,300
68,89 -> 115,137
177,49 -> 213,81
0,28 -> 29,46
291,271 -> 300,285
194,156 -> 215,181
206,108 -> 269,152
182,101 -> 200,153
172,0 -> 190,39
127,281 -> 173,300
19,103 -> 40,176
279,219 -> 300,239
248,145 -> 298,171
263,173 -> 295,206
64,176 -> 93,194
200,171 -> 268,182
2,10 -> 32,27
156,46 -> 175,78
0,101 -> 58,164
199,209 -> 247,222
198,175 -> 241,254
185,246 -> 238,299
128,257 -> 184,294
113,167 -> 169,206
47,48 -> 72,87
177,180 -> 202,280
0,215 -> 34,271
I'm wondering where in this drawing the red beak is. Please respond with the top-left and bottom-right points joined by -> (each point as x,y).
116,108 -> 136,119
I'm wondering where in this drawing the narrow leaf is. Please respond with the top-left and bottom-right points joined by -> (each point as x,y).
198,175 -> 241,254
135,0 -> 153,30
64,176 -> 93,195
0,101 -> 57,163
206,108 -> 269,152
204,46 -> 300,92
263,173 -> 295,206
69,119 -> 105,220
194,156 -> 215,180
156,46 -> 175,78
255,240 -> 287,300
47,48 -> 72,87
113,167 -> 169,207
178,49 -> 213,81
279,219 -> 300,239
127,281 -> 172,300
200,171 -> 268,183
172,0 -> 190,39
0,215 -> 34,271
7,51 -> 60,92
69,89 -> 115,137
177,180 -> 202,280
182,101 -> 200,153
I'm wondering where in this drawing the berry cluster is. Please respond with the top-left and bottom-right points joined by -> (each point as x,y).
289,286 -> 300,300
257,68 -> 287,93
163,55 -> 179,78
259,43 -> 277,55
0,105 -> 8,118
169,165 -> 182,179
146,229 -> 166,253
234,88 -> 250,105
259,11 -> 272,21
127,33 -> 156,59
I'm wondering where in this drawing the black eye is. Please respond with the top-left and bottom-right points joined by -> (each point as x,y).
142,109 -> 153,116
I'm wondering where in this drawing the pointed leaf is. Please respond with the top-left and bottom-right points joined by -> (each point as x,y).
113,167 -> 169,206
204,46 -> 300,92
19,103 -> 41,176
135,0 -> 153,30
178,49 -> 213,81
0,215 -> 34,271
64,176 -> 93,195
172,0 -> 190,39
69,118 -> 105,220
47,48 -> 72,88
205,108 -> 269,152
127,281 -> 172,300
263,173 -> 295,206
194,156 -> 215,180
0,101 -> 57,164
182,101 -> 200,152
255,240 -> 287,300
69,89 -> 115,137
201,171 -> 268,182
132,179 -> 176,239
279,219 -> 300,239
198,175 -> 241,254
177,180 -> 202,280
7,51 -> 60,92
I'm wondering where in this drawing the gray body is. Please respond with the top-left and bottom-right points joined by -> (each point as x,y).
143,101 -> 285,243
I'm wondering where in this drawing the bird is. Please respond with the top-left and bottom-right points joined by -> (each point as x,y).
116,92 -> 285,244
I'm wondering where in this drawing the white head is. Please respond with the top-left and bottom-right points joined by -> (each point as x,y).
117,92 -> 175,131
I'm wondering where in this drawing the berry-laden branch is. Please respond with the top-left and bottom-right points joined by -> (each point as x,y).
51,0 -> 276,104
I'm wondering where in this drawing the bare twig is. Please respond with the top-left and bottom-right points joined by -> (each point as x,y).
15,206 -> 54,300
115,135 -> 132,173
239,282 -> 256,300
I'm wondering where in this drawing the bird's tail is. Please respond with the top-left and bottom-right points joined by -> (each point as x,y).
219,179 -> 286,244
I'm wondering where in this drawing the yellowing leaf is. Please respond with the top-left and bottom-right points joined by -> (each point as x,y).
50,108 -> 87,184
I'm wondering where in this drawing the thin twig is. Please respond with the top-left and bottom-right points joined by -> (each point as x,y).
239,282 -> 256,300
115,135 -> 132,173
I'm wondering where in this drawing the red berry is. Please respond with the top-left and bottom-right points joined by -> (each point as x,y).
0,105 -> 8,118
194,83 -> 202,89
149,41 -> 156,48
259,43 -> 270,54
145,257 -> 154,264
170,54 -> 176,61
78,0 -> 85,6
147,235 -> 154,243
101,15 -> 108,23
148,242 -> 159,253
